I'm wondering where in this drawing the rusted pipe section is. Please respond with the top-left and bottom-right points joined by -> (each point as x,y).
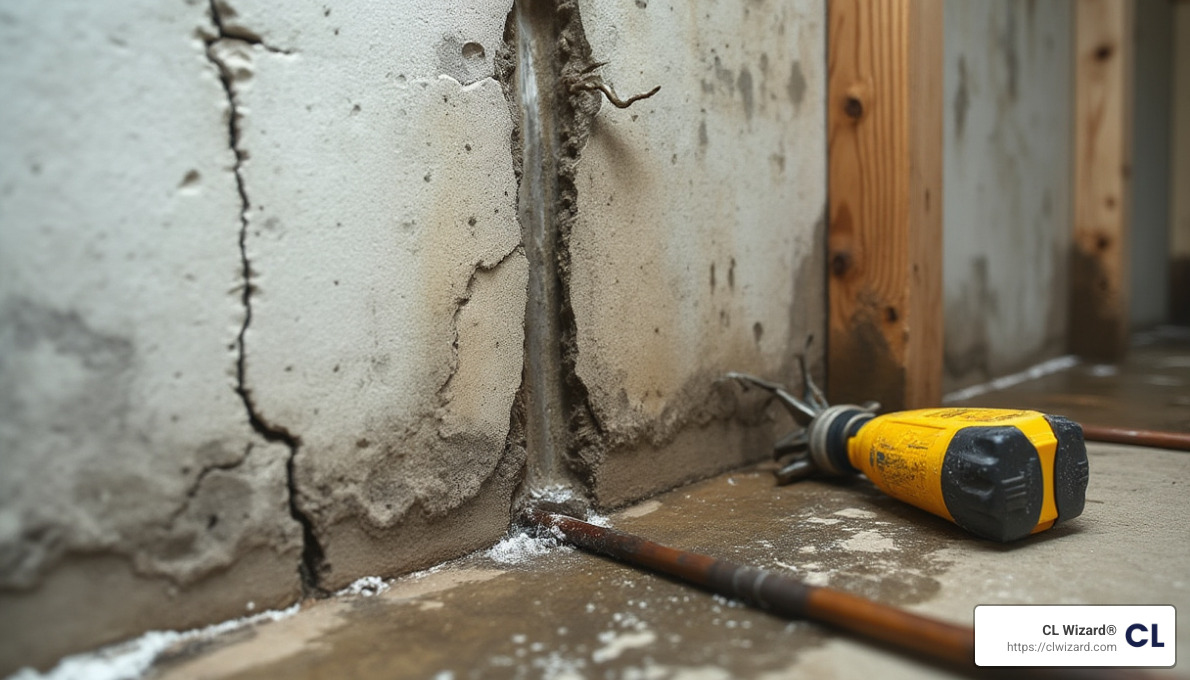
527,510 -> 975,668
1081,424 -> 1190,451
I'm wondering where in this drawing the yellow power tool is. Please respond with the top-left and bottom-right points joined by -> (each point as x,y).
728,370 -> 1089,542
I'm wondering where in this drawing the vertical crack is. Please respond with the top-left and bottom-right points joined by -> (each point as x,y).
497,0 -> 608,515
203,1 -> 326,596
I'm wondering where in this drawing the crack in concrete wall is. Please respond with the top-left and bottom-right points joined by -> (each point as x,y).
496,0 -> 608,513
202,1 -> 324,596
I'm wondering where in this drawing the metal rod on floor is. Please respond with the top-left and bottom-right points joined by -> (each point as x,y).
528,510 -> 974,667
1081,425 -> 1190,451
529,511 -> 1153,679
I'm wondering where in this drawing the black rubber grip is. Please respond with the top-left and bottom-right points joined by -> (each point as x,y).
941,426 -> 1043,542
1044,414 -> 1089,523
823,407 -> 867,474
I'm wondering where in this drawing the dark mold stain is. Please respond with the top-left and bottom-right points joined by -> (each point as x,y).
830,303 -> 908,411
1171,257 -> 1190,323
712,55 -> 734,92
997,7 -> 1019,101
943,257 -> 997,383
698,119 -> 708,147
786,60 -> 806,107
953,55 -> 969,139
1068,245 -> 1127,361
736,67 -> 755,120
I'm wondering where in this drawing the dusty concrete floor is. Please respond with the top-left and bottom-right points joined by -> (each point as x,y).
59,334 -> 1190,680
947,327 -> 1190,432
139,443 -> 1190,680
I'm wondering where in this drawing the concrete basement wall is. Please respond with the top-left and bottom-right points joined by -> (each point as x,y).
1130,0 -> 1173,329
572,0 -> 826,506
0,0 -> 825,672
942,0 -> 1074,394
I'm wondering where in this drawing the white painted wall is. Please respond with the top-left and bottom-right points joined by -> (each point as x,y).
942,0 -> 1074,392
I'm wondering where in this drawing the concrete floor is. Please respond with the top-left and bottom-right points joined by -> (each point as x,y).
144,456 -> 1189,679
66,335 -> 1190,679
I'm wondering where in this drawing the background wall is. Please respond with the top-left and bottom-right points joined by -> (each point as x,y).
1170,0 -> 1190,323
941,0 -> 1074,393
0,0 -> 826,672
1131,0 -> 1173,329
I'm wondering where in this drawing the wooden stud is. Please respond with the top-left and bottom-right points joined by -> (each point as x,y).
827,0 -> 943,411
1070,0 -> 1134,360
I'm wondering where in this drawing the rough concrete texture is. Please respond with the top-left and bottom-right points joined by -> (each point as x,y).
0,1 -> 304,673
141,442 -> 1190,680
196,0 -> 529,591
0,0 -> 532,671
569,0 -> 828,507
942,0 -> 1074,393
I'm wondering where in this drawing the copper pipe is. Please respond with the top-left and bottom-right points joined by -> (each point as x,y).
528,510 -> 974,668
528,512 -> 1156,679
1081,425 -> 1190,451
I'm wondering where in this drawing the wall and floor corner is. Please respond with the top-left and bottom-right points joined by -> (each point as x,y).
0,0 -> 827,673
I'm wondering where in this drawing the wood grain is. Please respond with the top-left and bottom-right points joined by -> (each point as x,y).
1070,0 -> 1134,360
827,0 -> 943,411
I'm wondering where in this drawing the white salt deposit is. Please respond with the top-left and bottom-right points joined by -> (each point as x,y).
337,575 -> 389,597
486,531 -> 569,564
839,530 -> 897,552
6,604 -> 299,680
833,508 -> 876,519
943,355 -> 1078,403
591,630 -> 656,663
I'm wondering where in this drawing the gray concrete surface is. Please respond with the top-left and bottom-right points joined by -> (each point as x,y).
0,0 -> 829,671
214,0 -> 529,593
571,0 -> 827,508
1129,0 -> 1173,329
942,0 -> 1074,392
135,441 -> 1189,680
0,1 -> 303,671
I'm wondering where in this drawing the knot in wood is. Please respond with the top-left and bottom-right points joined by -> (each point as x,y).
843,95 -> 864,120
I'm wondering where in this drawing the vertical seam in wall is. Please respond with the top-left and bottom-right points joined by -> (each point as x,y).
497,0 -> 607,515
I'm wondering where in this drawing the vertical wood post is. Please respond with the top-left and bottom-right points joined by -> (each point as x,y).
1070,0 -> 1134,360
827,0 -> 943,411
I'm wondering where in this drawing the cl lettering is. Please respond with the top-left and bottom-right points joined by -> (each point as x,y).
1126,623 -> 1165,648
